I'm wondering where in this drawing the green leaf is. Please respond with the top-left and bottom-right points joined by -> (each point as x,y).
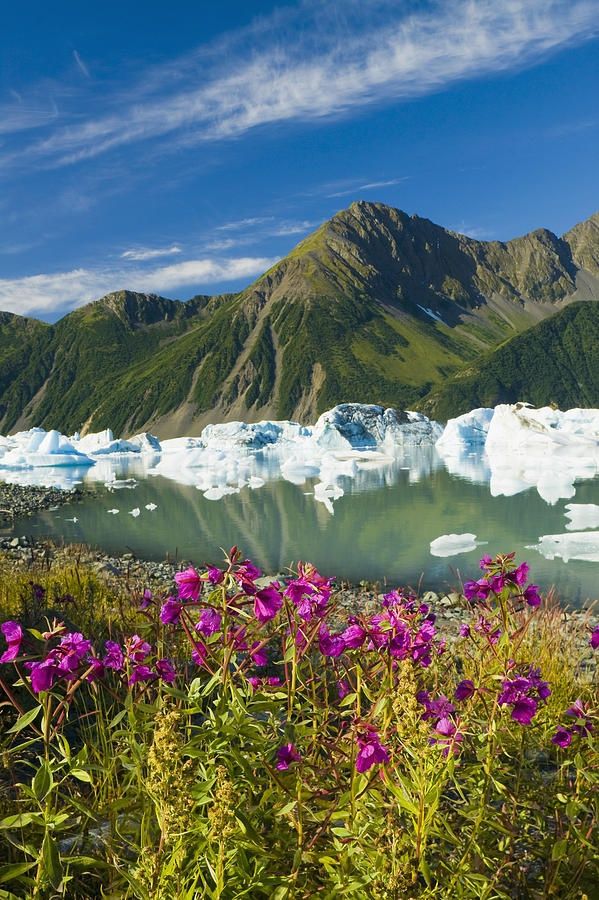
32,763 -> 53,802
0,814 -> 36,830
6,706 -> 41,735
0,862 -> 36,884
551,839 -> 568,861
42,833 -> 62,889
70,769 -> 92,784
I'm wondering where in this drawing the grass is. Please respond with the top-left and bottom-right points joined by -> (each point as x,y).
0,548 -> 597,898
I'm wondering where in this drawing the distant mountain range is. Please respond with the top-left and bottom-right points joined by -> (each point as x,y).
1,201 -> 599,436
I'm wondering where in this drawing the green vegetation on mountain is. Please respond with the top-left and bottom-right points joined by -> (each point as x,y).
1,202 -> 598,435
420,302 -> 599,420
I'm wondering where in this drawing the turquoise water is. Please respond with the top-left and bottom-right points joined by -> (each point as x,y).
5,449 -> 599,607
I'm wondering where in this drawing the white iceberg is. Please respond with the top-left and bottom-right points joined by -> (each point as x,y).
313,404 -> 442,451
564,503 -> 599,531
436,408 -> 494,452
430,533 -> 483,558
528,531 -> 599,563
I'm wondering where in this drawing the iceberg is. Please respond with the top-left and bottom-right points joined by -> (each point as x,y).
564,503 -> 599,531
430,533 -> 483,558
313,404 -> 442,451
528,531 -> 599,563
436,408 -> 494,452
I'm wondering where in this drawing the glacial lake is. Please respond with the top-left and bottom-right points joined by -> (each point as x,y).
3,447 -> 599,608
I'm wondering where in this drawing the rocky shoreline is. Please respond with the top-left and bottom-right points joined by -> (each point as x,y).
0,481 -> 87,527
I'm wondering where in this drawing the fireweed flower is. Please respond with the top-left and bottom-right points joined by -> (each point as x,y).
418,691 -> 455,722
276,743 -> 301,771
337,678 -> 351,700
431,717 -> 464,756
319,624 -> 345,658
103,640 -> 124,670
26,658 -> 60,693
284,562 -> 333,621
459,623 -> 471,638
0,621 -> 23,663
565,699 -> 593,736
191,642 -> 207,667
552,727 -> 573,748
522,585 -> 542,607
355,725 -> 390,773
234,560 -> 262,594
498,667 -> 551,725
250,642 -> 268,667
591,626 -> 599,650
196,607 -> 222,637
155,658 -> 176,683
56,633 -> 92,674
160,597 -> 183,626
455,679 -> 476,701
205,565 -> 225,585
129,664 -> 157,685
253,583 -> 283,624
126,635 -> 152,663
341,622 -> 367,649
174,567 -> 202,601
139,588 -> 153,610
464,579 -> 491,602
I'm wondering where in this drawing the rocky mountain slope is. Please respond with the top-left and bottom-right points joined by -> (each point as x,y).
1,202 -> 598,436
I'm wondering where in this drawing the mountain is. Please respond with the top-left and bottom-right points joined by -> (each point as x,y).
419,301 -> 599,420
1,201 -> 598,436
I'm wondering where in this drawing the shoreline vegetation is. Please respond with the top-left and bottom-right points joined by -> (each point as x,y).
0,545 -> 597,897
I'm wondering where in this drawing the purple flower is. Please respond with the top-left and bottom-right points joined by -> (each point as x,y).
318,624 -> 345,658
235,560 -> 262,593
267,676 -> 281,687
591,626 -> 599,650
155,658 -> 176,683
56,632 -> 92,674
356,726 -> 390,773
455,679 -> 475,702
341,623 -> 366,649
523,585 -> 542,608
419,693 -> 455,722
464,579 -> 491,603
139,589 -> 153,610
85,657 -> 105,682
160,598 -> 183,625
276,743 -> 301,771
512,562 -> 530,586
431,717 -> 464,756
247,675 -> 261,692
459,624 -> 471,638
284,563 -> 333,621
552,727 -> 572,749
196,607 -> 222,637
337,678 -> 351,700
511,696 -> 538,726
103,640 -> 124,671
206,565 -> 225,585
129,664 -> 157,685
253,584 -> 283,624
566,698 -> 586,719
479,555 -> 493,570
0,621 -> 23,664
25,658 -> 59,693
174,567 -> 202,601
250,642 -> 268,667
191,641 -> 207,667
126,635 -> 151,663
488,574 -> 507,593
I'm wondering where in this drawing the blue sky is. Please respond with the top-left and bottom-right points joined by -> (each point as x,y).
1,0 -> 598,320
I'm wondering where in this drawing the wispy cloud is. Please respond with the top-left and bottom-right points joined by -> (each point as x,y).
73,50 -> 91,79
121,244 -> 182,261
326,178 -> 407,198
447,221 -> 494,240
215,216 -> 275,232
0,256 -> 277,317
2,0 -> 597,170
270,220 -> 318,236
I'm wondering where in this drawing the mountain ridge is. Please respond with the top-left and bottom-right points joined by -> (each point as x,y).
1,201 -> 599,436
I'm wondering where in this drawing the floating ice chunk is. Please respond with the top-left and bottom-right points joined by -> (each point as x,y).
145,503 -> 158,511
436,408 -> 494,452
202,486 -> 240,501
200,420 -> 308,451
528,532 -> 599,563
65,516 -> 79,523
105,478 -> 138,490
129,508 -> 141,517
430,533 -> 483,557
313,404 -> 441,450
107,509 -> 120,514
564,504 -> 599,531
248,476 -> 265,489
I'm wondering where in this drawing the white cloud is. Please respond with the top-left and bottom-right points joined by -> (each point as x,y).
326,178 -> 406,198
271,220 -> 318,236
0,256 -> 278,317
121,244 -> 182,261
3,0 -> 597,169
215,216 -> 275,232
73,51 -> 91,79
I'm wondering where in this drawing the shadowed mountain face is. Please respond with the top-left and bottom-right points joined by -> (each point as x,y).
1,202 -> 598,436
